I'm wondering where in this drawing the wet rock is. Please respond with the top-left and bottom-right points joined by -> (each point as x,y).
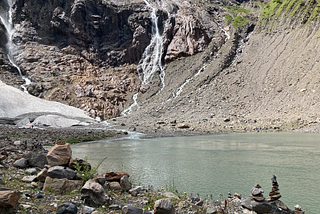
47,166 -> 76,180
43,177 -> 82,193
13,158 -> 28,168
154,199 -> 175,214
23,151 -> 48,168
46,142 -> 72,167
105,171 -> 129,182
56,202 -> 78,214
81,179 -> 107,207
120,175 -> 132,192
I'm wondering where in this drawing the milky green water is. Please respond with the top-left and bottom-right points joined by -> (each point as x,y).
71,132 -> 320,213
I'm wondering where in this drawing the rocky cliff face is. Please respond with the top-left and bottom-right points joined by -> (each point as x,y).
0,0 -> 241,119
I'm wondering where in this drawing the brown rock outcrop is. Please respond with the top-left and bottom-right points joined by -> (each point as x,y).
105,171 -> 130,182
43,177 -> 82,193
0,188 -> 19,208
46,142 -> 72,167
165,13 -> 210,62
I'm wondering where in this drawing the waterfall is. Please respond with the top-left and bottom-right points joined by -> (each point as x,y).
140,0 -> 165,90
122,0 -> 170,116
0,0 -> 31,93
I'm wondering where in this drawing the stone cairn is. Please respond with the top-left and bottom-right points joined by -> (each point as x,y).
266,175 -> 282,201
249,183 -> 265,201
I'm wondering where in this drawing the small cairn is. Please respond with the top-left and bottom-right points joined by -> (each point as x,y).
249,183 -> 265,201
266,175 -> 281,201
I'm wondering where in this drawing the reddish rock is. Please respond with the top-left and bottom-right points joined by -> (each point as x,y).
46,141 -> 72,167
105,171 -> 129,182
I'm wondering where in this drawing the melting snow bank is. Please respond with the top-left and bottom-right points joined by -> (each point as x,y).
0,80 -> 95,128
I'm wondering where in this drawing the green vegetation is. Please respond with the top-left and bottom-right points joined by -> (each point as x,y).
222,5 -> 250,14
260,0 -> 283,19
64,138 -> 81,144
260,0 -> 320,24
221,4 -> 250,28
223,14 -> 233,24
74,156 -> 107,184
232,16 -> 248,28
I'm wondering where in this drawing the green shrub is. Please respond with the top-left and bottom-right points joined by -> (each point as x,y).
74,156 -> 108,184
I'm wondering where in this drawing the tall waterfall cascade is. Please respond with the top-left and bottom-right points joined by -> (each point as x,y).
0,0 -> 31,93
122,0 -> 173,116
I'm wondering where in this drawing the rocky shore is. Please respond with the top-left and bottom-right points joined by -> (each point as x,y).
0,130 -> 306,214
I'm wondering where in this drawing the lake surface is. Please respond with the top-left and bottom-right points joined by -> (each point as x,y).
71,132 -> 319,213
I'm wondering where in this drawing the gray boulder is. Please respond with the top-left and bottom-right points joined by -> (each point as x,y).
21,176 -> 37,183
122,205 -> 152,214
25,168 -> 39,175
81,179 -> 107,207
56,202 -> 78,214
241,198 -> 272,214
13,158 -> 28,168
22,151 -> 48,168
129,186 -> 143,196
47,166 -> 76,180
154,199 -> 175,214
120,175 -> 132,192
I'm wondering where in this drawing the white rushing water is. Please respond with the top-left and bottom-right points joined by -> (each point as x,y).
0,0 -> 31,93
168,64 -> 207,101
140,0 -> 165,88
123,0 -> 170,115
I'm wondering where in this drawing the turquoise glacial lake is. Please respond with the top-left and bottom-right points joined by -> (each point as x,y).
72,132 -> 320,213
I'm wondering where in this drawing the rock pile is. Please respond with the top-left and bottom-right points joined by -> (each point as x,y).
249,183 -> 265,202
267,175 -> 282,201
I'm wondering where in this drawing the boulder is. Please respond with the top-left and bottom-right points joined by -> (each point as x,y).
56,202 -> 78,214
46,142 -> 72,167
122,205 -> 152,214
176,123 -> 190,129
269,200 -> 292,214
120,175 -> 132,192
105,171 -> 129,182
37,168 -> 48,182
47,166 -> 76,180
43,177 -> 82,193
241,198 -> 272,214
82,206 -> 96,214
21,176 -> 37,183
13,158 -> 28,168
25,168 -> 39,175
129,186 -> 143,196
0,188 -> 19,208
162,192 -> 179,200
22,151 -> 48,168
154,199 -> 175,214
81,179 -> 107,207
109,181 -> 122,192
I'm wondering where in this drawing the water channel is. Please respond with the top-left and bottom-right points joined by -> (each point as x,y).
72,132 -> 319,213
